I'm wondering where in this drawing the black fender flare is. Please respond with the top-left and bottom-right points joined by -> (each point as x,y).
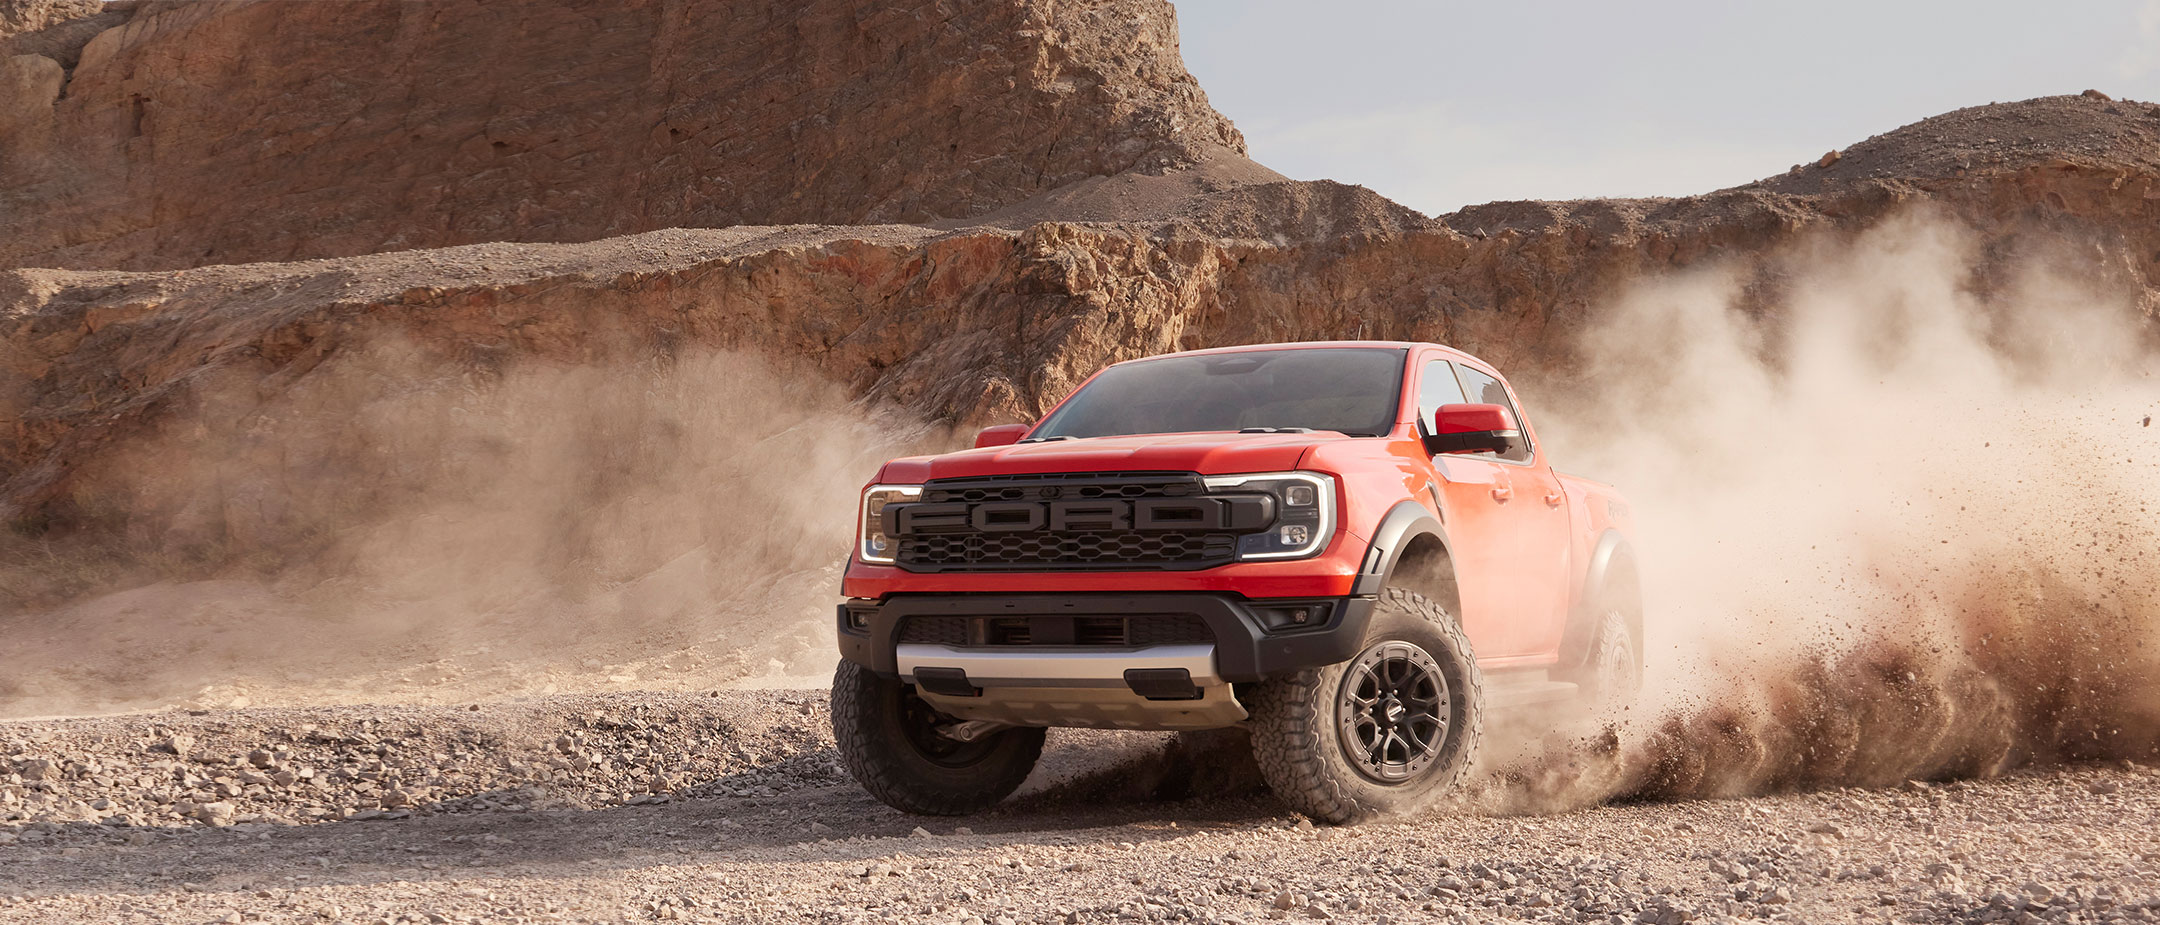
1559,528 -> 1638,668
1350,501 -> 1449,598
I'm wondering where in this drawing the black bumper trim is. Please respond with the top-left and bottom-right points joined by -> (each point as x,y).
836,592 -> 1376,683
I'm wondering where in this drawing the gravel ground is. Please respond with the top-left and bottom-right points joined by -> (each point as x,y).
3,692 -> 2157,925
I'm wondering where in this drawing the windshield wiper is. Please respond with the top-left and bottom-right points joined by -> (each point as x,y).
1017,435 -> 1077,443
1236,427 -> 1315,434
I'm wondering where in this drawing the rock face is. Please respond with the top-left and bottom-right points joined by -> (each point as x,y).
0,0 -> 103,176
0,0 -> 1242,270
0,0 -> 125,67
0,0 -> 99,38
0,51 -> 63,172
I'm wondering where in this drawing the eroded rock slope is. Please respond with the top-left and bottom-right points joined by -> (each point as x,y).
0,0 -> 1241,269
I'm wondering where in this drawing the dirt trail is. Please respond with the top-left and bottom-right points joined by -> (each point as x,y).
3,692 -> 2158,925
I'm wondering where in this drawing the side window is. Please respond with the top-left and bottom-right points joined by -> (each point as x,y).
1415,359 -> 1468,436
1453,365 -> 1534,463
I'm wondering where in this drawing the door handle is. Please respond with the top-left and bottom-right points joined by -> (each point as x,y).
1490,484 -> 1512,502
1544,490 -> 1564,507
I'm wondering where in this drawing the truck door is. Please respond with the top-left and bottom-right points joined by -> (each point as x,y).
1422,361 -> 1573,659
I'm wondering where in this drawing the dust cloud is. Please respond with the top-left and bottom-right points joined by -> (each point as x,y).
1485,211 -> 2160,810
0,345 -> 937,718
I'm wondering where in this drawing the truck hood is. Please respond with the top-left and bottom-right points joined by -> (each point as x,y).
877,432 -> 1355,482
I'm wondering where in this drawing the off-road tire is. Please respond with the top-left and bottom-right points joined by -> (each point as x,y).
831,660 -> 1045,815
1245,587 -> 1483,823
1580,609 -> 1642,710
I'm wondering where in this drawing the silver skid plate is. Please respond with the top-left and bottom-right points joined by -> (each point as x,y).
899,643 -> 1247,730
918,683 -> 1248,731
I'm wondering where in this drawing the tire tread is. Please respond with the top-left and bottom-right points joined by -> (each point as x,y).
831,660 -> 1044,815
1246,587 -> 1484,823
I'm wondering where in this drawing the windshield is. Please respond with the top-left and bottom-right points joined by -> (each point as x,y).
1030,347 -> 1407,440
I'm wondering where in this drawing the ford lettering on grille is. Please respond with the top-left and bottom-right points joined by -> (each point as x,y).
883,472 -> 1276,571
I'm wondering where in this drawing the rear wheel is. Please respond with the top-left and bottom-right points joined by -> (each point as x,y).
1570,558 -> 1643,711
1581,609 -> 1642,710
1245,587 -> 1484,823
831,660 -> 1045,815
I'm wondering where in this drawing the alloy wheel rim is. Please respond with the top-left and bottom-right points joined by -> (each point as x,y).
1336,640 -> 1450,783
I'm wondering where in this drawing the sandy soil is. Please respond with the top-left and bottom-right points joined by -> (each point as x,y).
3,691 -> 2158,925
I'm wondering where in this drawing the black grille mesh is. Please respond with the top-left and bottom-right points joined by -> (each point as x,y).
896,615 -> 1212,647
896,616 -> 970,646
1126,614 -> 1213,646
900,531 -> 1238,569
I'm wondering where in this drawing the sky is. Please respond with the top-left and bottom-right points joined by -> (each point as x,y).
1173,0 -> 2160,216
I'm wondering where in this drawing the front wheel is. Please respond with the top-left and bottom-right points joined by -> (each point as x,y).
1245,587 -> 1484,823
831,660 -> 1046,815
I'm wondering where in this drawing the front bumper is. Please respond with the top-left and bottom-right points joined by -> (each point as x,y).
839,549 -> 1363,599
835,592 -> 1378,684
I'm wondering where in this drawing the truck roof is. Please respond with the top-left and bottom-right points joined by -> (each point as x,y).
1116,340 -> 1494,372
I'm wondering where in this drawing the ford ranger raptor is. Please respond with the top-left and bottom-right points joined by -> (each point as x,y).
831,342 -> 1640,822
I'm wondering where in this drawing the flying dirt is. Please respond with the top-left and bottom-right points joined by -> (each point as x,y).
1490,212 -> 2160,810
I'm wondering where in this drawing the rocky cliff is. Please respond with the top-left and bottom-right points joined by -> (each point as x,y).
0,0 -> 1241,270
0,0 -> 101,38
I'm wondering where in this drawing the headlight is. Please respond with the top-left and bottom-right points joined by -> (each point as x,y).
857,484 -> 922,564
1202,472 -> 1336,560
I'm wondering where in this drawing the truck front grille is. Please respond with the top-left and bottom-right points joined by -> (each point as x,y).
888,471 -> 1260,572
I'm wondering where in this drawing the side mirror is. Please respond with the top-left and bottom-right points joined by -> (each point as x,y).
973,423 -> 1031,448
1425,403 -> 1524,456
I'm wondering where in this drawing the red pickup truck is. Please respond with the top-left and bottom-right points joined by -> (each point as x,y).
832,342 -> 1640,822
